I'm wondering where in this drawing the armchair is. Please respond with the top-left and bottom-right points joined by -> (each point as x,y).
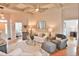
52,34 -> 67,49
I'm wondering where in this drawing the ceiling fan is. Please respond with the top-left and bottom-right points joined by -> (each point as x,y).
0,3 -> 62,15
23,4 -> 49,15
0,4 -> 44,15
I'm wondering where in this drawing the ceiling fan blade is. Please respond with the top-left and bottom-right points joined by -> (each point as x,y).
40,4 -> 56,8
38,8 -> 48,13
26,12 -> 34,15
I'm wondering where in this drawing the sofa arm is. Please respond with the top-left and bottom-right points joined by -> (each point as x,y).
58,39 -> 67,49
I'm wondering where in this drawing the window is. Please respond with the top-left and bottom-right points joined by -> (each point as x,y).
63,19 -> 78,36
37,20 -> 46,29
15,22 -> 22,36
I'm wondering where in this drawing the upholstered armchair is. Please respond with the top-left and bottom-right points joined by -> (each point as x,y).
52,34 -> 67,49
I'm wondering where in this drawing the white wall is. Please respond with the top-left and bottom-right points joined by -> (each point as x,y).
40,8 -> 63,35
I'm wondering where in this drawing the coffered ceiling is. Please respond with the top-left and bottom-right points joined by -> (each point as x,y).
0,3 -> 78,14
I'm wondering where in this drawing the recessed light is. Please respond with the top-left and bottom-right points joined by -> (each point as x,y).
35,8 -> 39,12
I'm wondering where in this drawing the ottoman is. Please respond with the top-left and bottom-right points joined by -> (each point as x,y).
41,41 -> 56,53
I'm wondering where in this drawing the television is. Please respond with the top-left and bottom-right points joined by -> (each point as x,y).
70,32 -> 77,37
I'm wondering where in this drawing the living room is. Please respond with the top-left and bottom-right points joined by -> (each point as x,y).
0,3 -> 79,56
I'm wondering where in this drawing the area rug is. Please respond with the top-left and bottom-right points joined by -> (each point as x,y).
50,48 -> 67,56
